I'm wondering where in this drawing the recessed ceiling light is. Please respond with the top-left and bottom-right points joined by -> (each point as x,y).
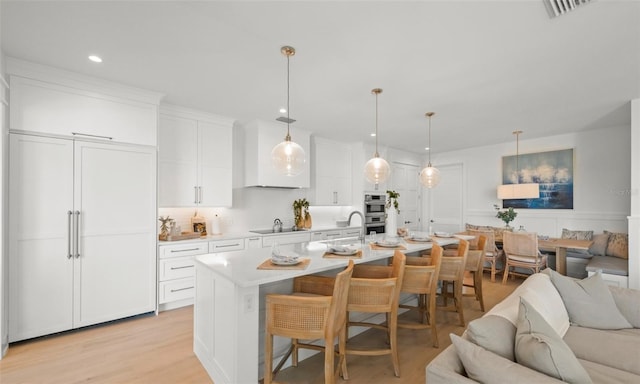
88,55 -> 103,63
279,108 -> 287,114
425,147 -> 430,151
370,133 -> 376,137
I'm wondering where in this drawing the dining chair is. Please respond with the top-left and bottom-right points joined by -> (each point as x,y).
264,260 -> 354,384
462,235 -> 486,312
438,239 -> 469,327
501,231 -> 547,284
341,250 -> 406,379
398,243 -> 443,348
469,229 -> 504,282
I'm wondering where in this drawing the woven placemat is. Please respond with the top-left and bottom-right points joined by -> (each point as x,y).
323,250 -> 363,259
369,243 -> 407,251
257,258 -> 311,270
404,238 -> 433,245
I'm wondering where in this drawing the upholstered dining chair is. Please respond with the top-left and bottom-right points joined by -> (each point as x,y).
341,250 -> 406,379
502,231 -> 547,284
264,260 -> 354,384
438,239 -> 469,327
469,229 -> 503,282
398,243 -> 443,348
462,235 -> 486,312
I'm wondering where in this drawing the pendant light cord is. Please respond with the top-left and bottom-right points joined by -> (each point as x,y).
426,112 -> 435,167
286,52 -> 291,140
514,130 -> 522,184
372,88 -> 382,157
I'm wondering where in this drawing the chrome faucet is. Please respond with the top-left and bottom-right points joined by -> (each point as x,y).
348,211 -> 365,242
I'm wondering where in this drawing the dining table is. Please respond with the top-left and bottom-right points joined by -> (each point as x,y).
537,238 -> 593,276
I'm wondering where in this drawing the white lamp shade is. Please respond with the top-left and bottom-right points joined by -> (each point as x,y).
420,166 -> 441,188
497,183 -> 540,199
364,156 -> 391,184
271,139 -> 306,176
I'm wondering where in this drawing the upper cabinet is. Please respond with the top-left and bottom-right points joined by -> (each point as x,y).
158,104 -> 234,207
240,119 -> 310,188
7,58 -> 162,146
310,136 -> 352,205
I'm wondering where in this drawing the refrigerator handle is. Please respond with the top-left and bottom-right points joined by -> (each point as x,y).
74,211 -> 81,258
67,211 -> 73,259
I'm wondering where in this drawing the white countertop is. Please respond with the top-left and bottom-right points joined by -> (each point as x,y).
195,236 -> 458,288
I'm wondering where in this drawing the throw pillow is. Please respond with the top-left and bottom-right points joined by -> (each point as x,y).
515,298 -> 593,384
449,334 -> 563,384
561,228 -> 594,241
608,285 -> 640,328
604,230 -> 628,259
547,269 -> 632,329
466,315 -> 516,361
588,233 -> 609,256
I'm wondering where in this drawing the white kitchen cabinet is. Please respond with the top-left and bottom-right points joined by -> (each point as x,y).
157,241 -> 209,310
209,238 -> 245,253
240,119 -> 311,188
261,232 -> 311,248
311,136 -> 352,205
8,70 -> 160,147
9,134 -> 157,342
245,236 -> 263,249
158,105 -> 234,207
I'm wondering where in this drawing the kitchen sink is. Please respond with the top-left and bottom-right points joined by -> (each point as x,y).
250,228 -> 308,235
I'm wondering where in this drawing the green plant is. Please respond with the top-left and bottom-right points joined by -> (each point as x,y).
386,190 -> 400,214
293,198 -> 309,224
494,204 -> 517,226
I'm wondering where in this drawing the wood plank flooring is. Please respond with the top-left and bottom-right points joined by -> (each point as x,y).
0,274 -> 521,384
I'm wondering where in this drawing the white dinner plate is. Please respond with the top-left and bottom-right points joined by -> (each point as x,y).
409,236 -> 432,242
271,257 -> 301,266
330,248 -> 358,256
434,232 -> 453,238
375,241 -> 400,248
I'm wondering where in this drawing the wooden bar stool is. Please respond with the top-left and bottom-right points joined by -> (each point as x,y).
398,243 -> 443,348
438,239 -> 469,327
462,235 -> 486,312
264,260 -> 354,384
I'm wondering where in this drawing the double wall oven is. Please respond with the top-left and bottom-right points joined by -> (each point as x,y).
364,193 -> 386,235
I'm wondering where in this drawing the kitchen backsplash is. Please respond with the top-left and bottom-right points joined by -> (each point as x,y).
158,187 -> 361,235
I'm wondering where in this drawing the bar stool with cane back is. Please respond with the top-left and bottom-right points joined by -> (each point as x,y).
502,231 -> 547,284
438,239 -> 469,327
462,235 -> 487,312
397,243 -> 443,348
341,250 -> 406,379
469,229 -> 503,282
264,260 -> 354,384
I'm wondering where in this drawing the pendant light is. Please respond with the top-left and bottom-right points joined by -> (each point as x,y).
420,112 -> 441,188
271,46 -> 306,176
364,88 -> 391,185
497,130 -> 540,199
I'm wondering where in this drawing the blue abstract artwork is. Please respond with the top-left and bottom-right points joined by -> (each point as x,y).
502,148 -> 574,209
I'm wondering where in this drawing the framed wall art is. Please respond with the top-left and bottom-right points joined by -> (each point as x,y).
502,148 -> 574,209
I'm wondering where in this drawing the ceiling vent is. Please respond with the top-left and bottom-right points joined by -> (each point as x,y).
544,0 -> 593,18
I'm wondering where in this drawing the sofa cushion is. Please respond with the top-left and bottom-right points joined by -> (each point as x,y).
548,269 -> 632,329
578,358 -> 640,384
604,231 -> 628,259
589,233 -> 610,256
563,327 -> 640,376
586,256 -> 629,276
515,298 -> 593,384
467,315 -> 516,361
562,228 -> 594,255
608,285 -> 640,327
450,334 -> 564,384
487,273 -> 570,337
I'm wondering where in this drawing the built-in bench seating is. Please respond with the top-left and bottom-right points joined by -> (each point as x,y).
586,255 -> 629,287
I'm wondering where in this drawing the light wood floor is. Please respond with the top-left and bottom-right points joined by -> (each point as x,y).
0,274 -> 521,384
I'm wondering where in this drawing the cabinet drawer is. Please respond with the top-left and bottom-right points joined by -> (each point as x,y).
159,278 -> 195,304
262,233 -> 311,247
159,257 -> 195,281
209,239 -> 245,253
159,242 -> 208,259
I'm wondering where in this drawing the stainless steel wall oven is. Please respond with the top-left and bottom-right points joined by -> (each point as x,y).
364,193 -> 386,234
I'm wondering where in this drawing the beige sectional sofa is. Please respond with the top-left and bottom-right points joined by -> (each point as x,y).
426,269 -> 640,383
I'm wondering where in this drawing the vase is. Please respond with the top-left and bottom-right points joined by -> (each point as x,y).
386,209 -> 398,238
304,212 -> 312,229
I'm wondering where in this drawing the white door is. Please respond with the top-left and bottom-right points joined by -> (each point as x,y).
9,134 -> 74,341
74,141 -> 157,327
391,163 -> 421,231
425,163 -> 464,234
158,114 -> 199,207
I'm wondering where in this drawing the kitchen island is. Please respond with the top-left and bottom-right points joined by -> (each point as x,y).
193,237 -> 457,384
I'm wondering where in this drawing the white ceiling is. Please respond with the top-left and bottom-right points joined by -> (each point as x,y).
2,1 -> 639,154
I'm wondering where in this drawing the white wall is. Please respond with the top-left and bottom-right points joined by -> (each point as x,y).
0,0 -> 8,355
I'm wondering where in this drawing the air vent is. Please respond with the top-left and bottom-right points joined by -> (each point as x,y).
544,0 -> 593,18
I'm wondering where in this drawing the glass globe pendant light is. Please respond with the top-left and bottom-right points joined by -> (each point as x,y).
420,112 -> 441,188
271,46 -> 306,176
364,88 -> 391,185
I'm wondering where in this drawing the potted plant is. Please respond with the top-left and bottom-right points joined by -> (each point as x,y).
293,198 -> 310,229
494,204 -> 517,230
386,190 -> 400,236
386,190 -> 400,214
